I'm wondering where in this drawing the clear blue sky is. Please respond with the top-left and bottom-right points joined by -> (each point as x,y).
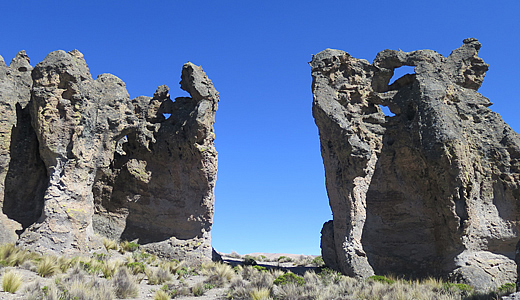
2,1 -> 519,255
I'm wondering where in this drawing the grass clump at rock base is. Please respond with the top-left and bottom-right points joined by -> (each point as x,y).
102,237 -> 119,251
119,240 -> 139,253
368,274 -> 395,284
311,255 -> 324,267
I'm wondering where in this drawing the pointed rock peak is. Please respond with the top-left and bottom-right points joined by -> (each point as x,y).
153,85 -> 170,101
68,49 -> 85,60
0,55 -> 5,68
463,37 -> 481,50
448,38 -> 488,90
180,62 -> 219,102
9,50 -> 32,73
36,50 -> 92,82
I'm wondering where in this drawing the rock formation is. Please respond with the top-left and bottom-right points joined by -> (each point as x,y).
0,50 -> 218,261
312,39 -> 520,290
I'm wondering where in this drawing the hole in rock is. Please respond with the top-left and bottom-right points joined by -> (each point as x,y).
389,65 -> 415,86
163,113 -> 171,119
379,105 -> 395,117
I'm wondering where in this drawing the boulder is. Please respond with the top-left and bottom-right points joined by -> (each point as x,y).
312,39 -> 520,291
0,50 -> 218,261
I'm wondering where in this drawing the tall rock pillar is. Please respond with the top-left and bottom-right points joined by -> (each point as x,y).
312,39 -> 520,290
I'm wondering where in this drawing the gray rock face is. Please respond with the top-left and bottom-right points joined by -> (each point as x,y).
312,39 -> 520,290
0,51 -> 47,244
0,50 -> 218,260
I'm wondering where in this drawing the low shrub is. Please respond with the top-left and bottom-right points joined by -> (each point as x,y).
311,256 -> 324,267
119,241 -> 139,253
273,272 -> 305,286
443,282 -> 472,292
277,256 -> 293,263
317,268 -> 343,285
244,255 -> 257,266
93,252 -> 110,262
368,275 -> 395,284
253,265 -> 267,272
126,261 -> 146,275
192,282 -> 206,296
257,255 -> 267,262
498,282 -> 516,294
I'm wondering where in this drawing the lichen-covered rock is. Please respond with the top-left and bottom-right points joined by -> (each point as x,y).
312,39 -> 520,291
0,50 -> 218,261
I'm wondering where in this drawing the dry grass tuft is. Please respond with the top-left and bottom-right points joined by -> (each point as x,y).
250,287 -> 272,300
57,256 -> 75,273
112,267 -> 139,298
37,255 -> 59,277
0,243 -> 17,261
66,277 -> 115,299
24,280 -> 60,300
153,289 -> 170,300
2,270 -> 23,293
203,262 -> 236,287
160,260 -> 182,274
102,237 -> 119,251
119,241 -> 139,253
146,267 -> 172,285
100,260 -> 121,279
61,266 -> 115,299
191,282 -> 207,296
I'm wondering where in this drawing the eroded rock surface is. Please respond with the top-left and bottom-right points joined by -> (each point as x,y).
0,51 -> 47,244
312,39 -> 520,290
0,50 -> 218,261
